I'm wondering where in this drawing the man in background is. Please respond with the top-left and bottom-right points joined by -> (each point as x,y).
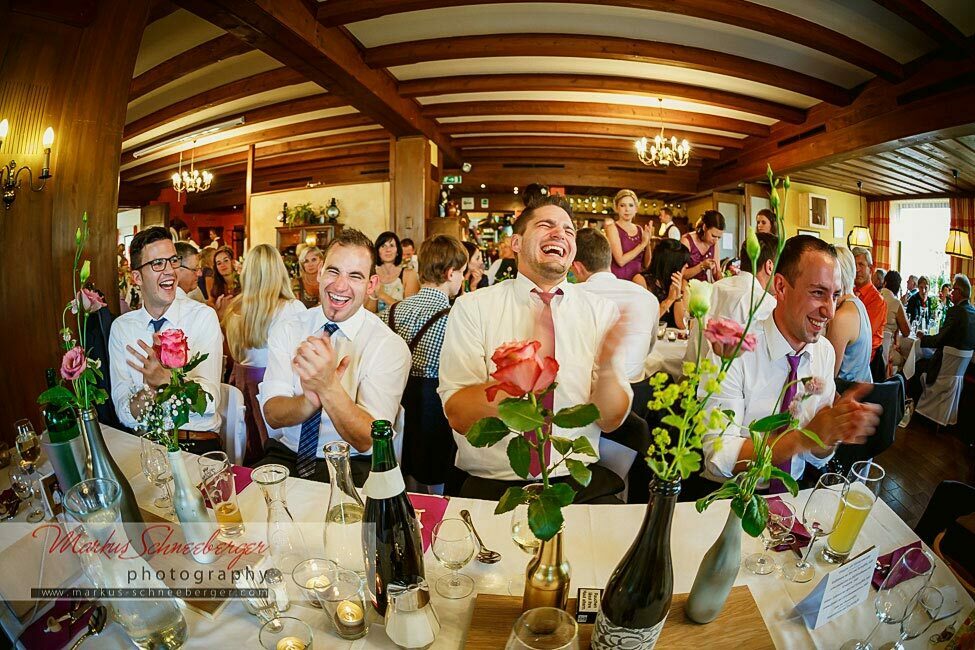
401,237 -> 419,273
908,274 -> 975,402
175,241 -> 206,303
852,247 -> 887,380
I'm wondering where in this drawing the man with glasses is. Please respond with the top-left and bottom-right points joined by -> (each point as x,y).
108,227 -> 224,454
257,228 -> 410,485
175,241 -> 206,303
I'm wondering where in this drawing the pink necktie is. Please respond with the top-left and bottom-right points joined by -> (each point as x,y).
769,354 -> 802,494
529,289 -> 559,477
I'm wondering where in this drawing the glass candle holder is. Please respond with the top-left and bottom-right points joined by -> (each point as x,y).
319,568 -> 368,640
291,558 -> 337,609
259,617 -> 313,650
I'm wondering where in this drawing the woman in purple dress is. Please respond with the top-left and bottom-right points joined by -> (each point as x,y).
605,188 -> 652,281
681,210 -> 725,282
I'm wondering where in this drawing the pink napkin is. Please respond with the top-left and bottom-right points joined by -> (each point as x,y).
19,600 -> 96,649
408,494 -> 449,553
767,496 -> 812,551
872,541 -> 932,589
199,466 -> 253,509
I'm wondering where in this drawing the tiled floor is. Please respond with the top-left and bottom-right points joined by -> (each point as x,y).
874,416 -> 974,528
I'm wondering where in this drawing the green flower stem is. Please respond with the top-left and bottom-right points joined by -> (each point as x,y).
528,393 -> 551,489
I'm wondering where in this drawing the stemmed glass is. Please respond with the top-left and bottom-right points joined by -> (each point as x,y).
744,499 -> 796,575
431,518 -> 476,599
13,420 -> 44,523
883,586 -> 943,650
10,460 -> 44,523
140,434 -> 173,514
782,473 -> 848,583
839,546 -> 936,650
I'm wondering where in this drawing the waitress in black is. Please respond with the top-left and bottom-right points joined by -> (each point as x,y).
383,235 -> 470,494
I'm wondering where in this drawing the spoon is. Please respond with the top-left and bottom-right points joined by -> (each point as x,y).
461,509 -> 502,564
68,605 -> 107,650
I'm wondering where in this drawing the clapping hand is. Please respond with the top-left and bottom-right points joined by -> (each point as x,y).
807,383 -> 882,451
293,330 -> 351,407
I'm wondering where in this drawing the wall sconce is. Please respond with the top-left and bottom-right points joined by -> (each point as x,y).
945,228 -> 973,260
0,119 -> 55,210
847,225 -> 873,248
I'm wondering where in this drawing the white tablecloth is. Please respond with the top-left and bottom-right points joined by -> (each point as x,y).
645,337 -> 689,379
2,426 -> 970,649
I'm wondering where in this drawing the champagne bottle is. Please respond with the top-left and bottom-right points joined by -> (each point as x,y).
362,420 -> 424,619
42,369 -> 80,444
591,480 -> 680,649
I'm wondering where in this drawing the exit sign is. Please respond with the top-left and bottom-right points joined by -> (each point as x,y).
443,175 -> 462,184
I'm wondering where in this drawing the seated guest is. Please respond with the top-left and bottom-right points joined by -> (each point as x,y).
258,229 -> 410,485
703,236 -> 880,486
401,237 -> 419,273
681,210 -> 724,282
208,245 -> 240,315
372,231 -> 420,315
901,274 -> 918,306
685,232 -> 778,366
852,247 -> 887,380
908,274 -> 975,401
296,245 -> 323,308
223,244 -> 306,464
872,267 -> 886,291
486,237 -> 518,284
109,227 -> 223,454
906,276 -> 935,323
462,241 -> 489,292
174,241 -> 206,303
881,270 -> 911,362
439,195 -> 632,503
385,235 -> 468,493
634,239 -> 690,328
826,247 -> 873,383
755,208 -> 778,237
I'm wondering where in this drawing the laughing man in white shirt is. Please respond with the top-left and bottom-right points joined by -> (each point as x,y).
439,196 -> 631,503
703,235 -> 881,485
257,229 -> 411,485
109,227 -> 224,455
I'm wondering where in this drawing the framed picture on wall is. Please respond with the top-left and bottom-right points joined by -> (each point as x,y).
833,217 -> 845,239
461,197 -> 475,210
803,193 -> 829,229
797,229 -> 820,238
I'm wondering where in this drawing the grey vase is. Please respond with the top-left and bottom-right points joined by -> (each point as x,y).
686,508 -> 742,624
40,432 -> 85,492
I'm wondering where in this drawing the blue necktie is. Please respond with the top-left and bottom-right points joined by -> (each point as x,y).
150,318 -> 166,332
295,322 -> 340,478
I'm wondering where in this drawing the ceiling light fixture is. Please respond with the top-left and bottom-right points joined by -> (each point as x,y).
847,181 -> 873,248
945,170 -> 972,259
171,141 -> 212,197
131,116 -> 245,159
462,162 -> 472,173
635,99 -> 690,167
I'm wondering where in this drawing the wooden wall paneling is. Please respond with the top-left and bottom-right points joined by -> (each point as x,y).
0,0 -> 149,441
391,136 -> 431,242
244,143 -> 255,245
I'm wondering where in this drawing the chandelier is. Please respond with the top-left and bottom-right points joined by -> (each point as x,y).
171,144 -> 213,196
635,99 -> 691,167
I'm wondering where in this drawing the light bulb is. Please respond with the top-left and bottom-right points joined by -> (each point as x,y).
0,119 -> 8,140
42,127 -> 55,149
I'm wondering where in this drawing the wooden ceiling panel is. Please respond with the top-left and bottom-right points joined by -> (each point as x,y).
130,34 -> 252,101
454,134 -> 719,159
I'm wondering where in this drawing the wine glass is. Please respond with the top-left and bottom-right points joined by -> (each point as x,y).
839,546 -> 936,650
782,473 -> 848,583
882,586 -> 943,650
140,435 -> 173,513
744,499 -> 796,575
10,460 -> 44,523
14,419 -> 41,471
431,518 -> 476,599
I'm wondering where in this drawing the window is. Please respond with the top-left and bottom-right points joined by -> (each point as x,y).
889,200 -> 951,288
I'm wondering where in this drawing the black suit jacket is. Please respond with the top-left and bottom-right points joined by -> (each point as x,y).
920,300 -> 975,384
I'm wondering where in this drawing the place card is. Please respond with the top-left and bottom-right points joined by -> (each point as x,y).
575,588 -> 602,624
793,546 -> 878,629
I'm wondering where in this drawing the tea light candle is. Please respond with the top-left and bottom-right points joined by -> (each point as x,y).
304,575 -> 330,590
275,637 -> 305,650
333,599 -> 365,638
666,330 -> 677,341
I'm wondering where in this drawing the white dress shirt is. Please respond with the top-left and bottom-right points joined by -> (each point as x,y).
258,305 -> 411,458
231,299 -> 306,368
685,271 -> 778,365
439,274 -> 631,480
577,271 -> 658,383
658,222 -> 681,240
109,298 -> 223,432
702,312 -> 836,483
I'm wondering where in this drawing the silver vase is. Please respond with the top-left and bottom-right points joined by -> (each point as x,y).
40,431 -> 85,492
167,450 -> 218,564
686,508 -> 742,624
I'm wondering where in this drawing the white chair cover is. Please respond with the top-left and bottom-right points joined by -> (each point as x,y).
880,330 -> 894,376
218,383 -> 247,465
597,437 -> 637,503
916,346 -> 974,426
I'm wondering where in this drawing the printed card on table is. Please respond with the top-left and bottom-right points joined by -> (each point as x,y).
793,546 -> 878,630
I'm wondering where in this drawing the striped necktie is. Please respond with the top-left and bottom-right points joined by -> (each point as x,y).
295,321 -> 340,478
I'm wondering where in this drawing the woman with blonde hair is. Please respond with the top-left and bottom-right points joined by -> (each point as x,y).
223,244 -> 306,463
296,245 -> 323,308
826,247 -> 873,382
605,188 -> 652,280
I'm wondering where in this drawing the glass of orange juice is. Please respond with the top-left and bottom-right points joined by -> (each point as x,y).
822,460 -> 884,563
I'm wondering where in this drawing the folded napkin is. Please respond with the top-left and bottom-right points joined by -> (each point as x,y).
767,496 -> 812,552
0,487 -> 21,519
408,494 -> 449,553
872,541 -> 932,589
19,600 -> 96,650
199,465 -> 253,509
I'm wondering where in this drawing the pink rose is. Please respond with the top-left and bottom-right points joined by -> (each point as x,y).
154,329 -> 190,369
704,318 -> 758,359
60,346 -> 88,381
486,340 -> 558,402
78,288 -> 106,313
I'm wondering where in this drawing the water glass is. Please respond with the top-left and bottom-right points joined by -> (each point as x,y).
432,518 -> 476,599
198,451 -> 244,538
506,607 -> 580,650
744,498 -> 796,575
782,473 -> 848,583
317,567 -> 368,641
259,616 -> 313,650
824,461 -> 884,563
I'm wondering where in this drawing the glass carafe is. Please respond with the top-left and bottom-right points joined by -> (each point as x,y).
322,441 -> 366,574
252,464 -> 308,576
63,479 -> 188,649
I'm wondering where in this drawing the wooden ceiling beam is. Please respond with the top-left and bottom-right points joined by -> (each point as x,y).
426,100 -> 769,137
789,170 -> 897,196
399,74 -> 807,124
124,67 -> 309,140
871,150 -> 966,190
889,146 -> 975,189
129,34 -> 252,101
173,0 -> 461,164
441,120 -> 745,149
364,34 -> 852,106
456,135 -> 720,158
462,146 -> 706,165
826,161 -> 934,195
441,163 -> 699,194
321,0 -> 901,81
147,0 -> 179,25
870,0 -> 973,58
859,154 -> 953,192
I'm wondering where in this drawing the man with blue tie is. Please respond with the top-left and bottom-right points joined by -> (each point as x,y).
258,229 -> 411,485
109,227 -> 224,454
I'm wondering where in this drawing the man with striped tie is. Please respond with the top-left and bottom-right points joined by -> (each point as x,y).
258,229 -> 411,485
